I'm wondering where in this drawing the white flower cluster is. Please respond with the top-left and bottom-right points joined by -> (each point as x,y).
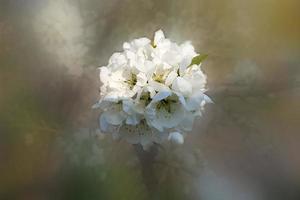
94,30 -> 211,149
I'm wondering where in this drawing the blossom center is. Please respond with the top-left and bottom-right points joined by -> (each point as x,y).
153,74 -> 165,83
124,73 -> 137,89
156,97 -> 177,113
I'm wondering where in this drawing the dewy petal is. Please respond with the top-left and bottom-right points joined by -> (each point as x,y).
168,132 -> 184,144
154,29 -> 165,46
172,77 -> 192,96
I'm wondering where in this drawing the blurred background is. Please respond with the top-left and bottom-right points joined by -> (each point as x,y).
0,0 -> 300,199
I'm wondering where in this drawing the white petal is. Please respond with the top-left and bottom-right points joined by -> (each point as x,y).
126,115 -> 139,125
103,111 -> 125,125
175,92 -> 187,108
140,136 -> 153,150
180,41 -> 196,58
123,42 -> 131,50
186,91 -> 205,111
172,77 -> 192,96
204,94 -> 213,103
122,100 -> 133,114
136,72 -> 148,87
92,101 -> 101,109
132,38 -> 151,48
152,90 -> 172,102
103,92 -> 120,102
168,132 -> 184,144
132,102 -> 145,114
109,52 -> 127,66
144,60 -> 155,74
179,58 -> 190,75
149,80 -> 170,92
156,104 -> 182,129
97,100 -> 113,110
145,106 -> 156,119
162,49 -> 182,66
99,67 -> 110,84
145,86 -> 156,98
154,29 -> 165,45
149,119 -> 164,132
165,70 -> 178,86
135,62 -> 146,73
184,69 -> 207,91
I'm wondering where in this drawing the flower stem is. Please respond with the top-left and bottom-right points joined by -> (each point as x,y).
133,144 -> 159,199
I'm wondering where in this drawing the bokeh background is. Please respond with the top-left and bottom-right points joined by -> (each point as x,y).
1,0 -> 300,199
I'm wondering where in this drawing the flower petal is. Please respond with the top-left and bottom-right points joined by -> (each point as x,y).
103,110 -> 125,125
154,29 -> 165,46
172,77 -> 192,96
99,67 -> 110,84
136,72 -> 148,87
168,132 -> 184,144
185,91 -> 205,111
165,70 -> 178,86
152,90 -> 172,102
149,80 -> 170,92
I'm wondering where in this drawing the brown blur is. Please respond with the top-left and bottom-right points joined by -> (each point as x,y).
0,0 -> 299,199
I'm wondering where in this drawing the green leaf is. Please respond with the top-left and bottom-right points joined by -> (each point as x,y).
190,54 -> 208,66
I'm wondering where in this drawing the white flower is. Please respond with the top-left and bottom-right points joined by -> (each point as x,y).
145,92 -> 184,131
95,30 -> 211,149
